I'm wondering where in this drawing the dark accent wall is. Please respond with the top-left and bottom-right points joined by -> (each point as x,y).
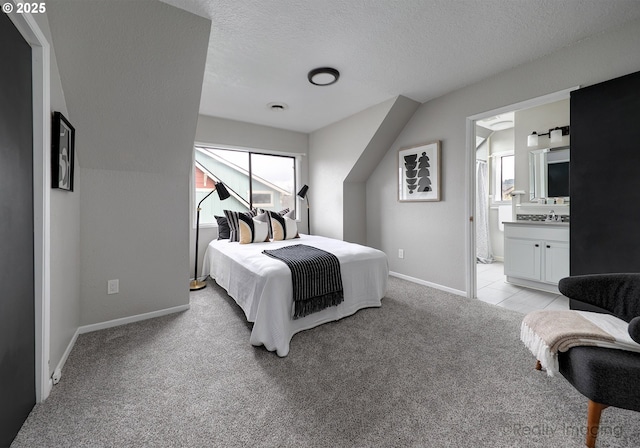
0,12 -> 35,447
570,71 -> 640,276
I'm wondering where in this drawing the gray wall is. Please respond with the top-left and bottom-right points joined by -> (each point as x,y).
309,96 -> 419,242
367,18 -> 640,292
31,13 -> 80,377
309,98 -> 397,240
47,1 -> 211,325
514,99 -> 571,198
193,115 -> 308,278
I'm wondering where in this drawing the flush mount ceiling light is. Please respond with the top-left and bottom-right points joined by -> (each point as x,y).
307,67 -> 340,86
490,120 -> 513,131
267,102 -> 288,111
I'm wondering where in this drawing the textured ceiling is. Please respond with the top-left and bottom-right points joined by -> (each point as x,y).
161,0 -> 640,133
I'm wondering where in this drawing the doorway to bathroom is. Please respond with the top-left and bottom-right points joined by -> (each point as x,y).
467,89 -> 576,312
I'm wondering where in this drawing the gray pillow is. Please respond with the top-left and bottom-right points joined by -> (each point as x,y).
214,215 -> 230,240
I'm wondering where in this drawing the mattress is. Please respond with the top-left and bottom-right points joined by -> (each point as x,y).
201,234 -> 388,356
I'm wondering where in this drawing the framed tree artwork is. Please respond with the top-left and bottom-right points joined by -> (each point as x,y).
51,111 -> 75,191
398,141 -> 441,202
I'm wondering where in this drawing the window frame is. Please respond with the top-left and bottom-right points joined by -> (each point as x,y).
491,150 -> 515,204
250,190 -> 275,208
192,144 -> 299,228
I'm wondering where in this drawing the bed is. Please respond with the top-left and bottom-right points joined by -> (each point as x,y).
201,234 -> 388,356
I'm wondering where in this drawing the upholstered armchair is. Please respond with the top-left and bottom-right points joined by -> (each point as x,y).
556,273 -> 640,448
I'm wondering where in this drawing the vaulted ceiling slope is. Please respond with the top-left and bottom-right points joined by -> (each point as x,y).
47,0 -> 211,173
161,0 -> 640,133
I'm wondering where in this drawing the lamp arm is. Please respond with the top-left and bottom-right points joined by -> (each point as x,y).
306,195 -> 310,235
193,207 -> 201,283
193,185 -> 218,286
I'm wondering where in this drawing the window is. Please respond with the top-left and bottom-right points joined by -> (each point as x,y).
251,191 -> 274,208
493,152 -> 514,202
194,146 -> 296,225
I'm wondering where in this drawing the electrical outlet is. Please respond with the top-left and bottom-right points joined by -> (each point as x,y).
107,279 -> 119,295
398,249 -> 404,259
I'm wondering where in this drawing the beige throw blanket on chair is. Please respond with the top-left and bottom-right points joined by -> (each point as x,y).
521,310 -> 640,376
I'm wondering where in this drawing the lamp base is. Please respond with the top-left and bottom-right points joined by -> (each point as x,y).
189,279 -> 207,291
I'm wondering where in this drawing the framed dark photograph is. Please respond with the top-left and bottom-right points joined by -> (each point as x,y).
52,111 -> 75,191
398,140 -> 441,202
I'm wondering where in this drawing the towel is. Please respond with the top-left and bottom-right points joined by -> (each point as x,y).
521,310 -> 640,376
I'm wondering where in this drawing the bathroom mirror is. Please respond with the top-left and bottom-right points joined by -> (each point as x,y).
529,146 -> 570,201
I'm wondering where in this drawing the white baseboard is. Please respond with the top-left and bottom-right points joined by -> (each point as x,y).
389,271 -> 466,297
52,327 -> 80,384
505,276 -> 559,294
52,304 -> 190,385
78,304 -> 190,334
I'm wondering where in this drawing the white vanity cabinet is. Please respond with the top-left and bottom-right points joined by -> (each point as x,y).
503,221 -> 569,292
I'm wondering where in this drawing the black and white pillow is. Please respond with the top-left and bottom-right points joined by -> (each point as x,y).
269,210 -> 299,241
258,208 -> 289,239
238,212 -> 270,244
224,209 -> 257,242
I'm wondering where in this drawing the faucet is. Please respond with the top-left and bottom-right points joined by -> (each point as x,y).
546,210 -> 557,222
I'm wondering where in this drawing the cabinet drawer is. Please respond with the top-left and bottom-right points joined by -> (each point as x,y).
504,224 -> 569,242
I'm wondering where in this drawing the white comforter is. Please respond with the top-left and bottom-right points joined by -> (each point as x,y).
201,234 -> 388,356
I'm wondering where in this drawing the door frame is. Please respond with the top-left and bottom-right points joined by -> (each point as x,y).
464,87 -> 578,300
8,2 -> 52,402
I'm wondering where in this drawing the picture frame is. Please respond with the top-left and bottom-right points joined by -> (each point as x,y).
398,141 -> 441,202
51,111 -> 75,191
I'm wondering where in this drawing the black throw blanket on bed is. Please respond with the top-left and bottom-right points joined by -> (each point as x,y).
262,244 -> 344,319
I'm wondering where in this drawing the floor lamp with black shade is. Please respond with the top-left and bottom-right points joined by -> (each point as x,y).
297,184 -> 310,235
190,182 -> 230,291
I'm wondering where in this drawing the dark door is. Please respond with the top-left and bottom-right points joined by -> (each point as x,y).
570,71 -> 640,276
0,12 -> 35,448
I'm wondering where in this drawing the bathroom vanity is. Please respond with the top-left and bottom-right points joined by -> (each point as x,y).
503,220 -> 569,292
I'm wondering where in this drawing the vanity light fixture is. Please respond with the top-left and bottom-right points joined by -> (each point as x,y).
527,126 -> 570,147
550,127 -> 563,143
308,67 -> 340,86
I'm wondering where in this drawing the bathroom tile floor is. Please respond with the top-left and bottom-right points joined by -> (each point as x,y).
476,261 -> 569,313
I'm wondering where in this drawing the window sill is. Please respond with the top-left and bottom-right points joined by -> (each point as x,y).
194,223 -> 218,230
490,201 -> 512,207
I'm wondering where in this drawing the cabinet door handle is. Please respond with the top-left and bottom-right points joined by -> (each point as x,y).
546,245 -> 551,248
535,244 -> 539,247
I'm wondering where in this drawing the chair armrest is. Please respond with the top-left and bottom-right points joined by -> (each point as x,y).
629,317 -> 640,344
558,273 -> 640,322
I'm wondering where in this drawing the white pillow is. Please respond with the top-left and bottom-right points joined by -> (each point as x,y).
272,215 -> 298,241
239,213 -> 270,244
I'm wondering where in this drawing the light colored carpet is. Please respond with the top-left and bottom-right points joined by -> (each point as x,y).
11,276 -> 640,447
